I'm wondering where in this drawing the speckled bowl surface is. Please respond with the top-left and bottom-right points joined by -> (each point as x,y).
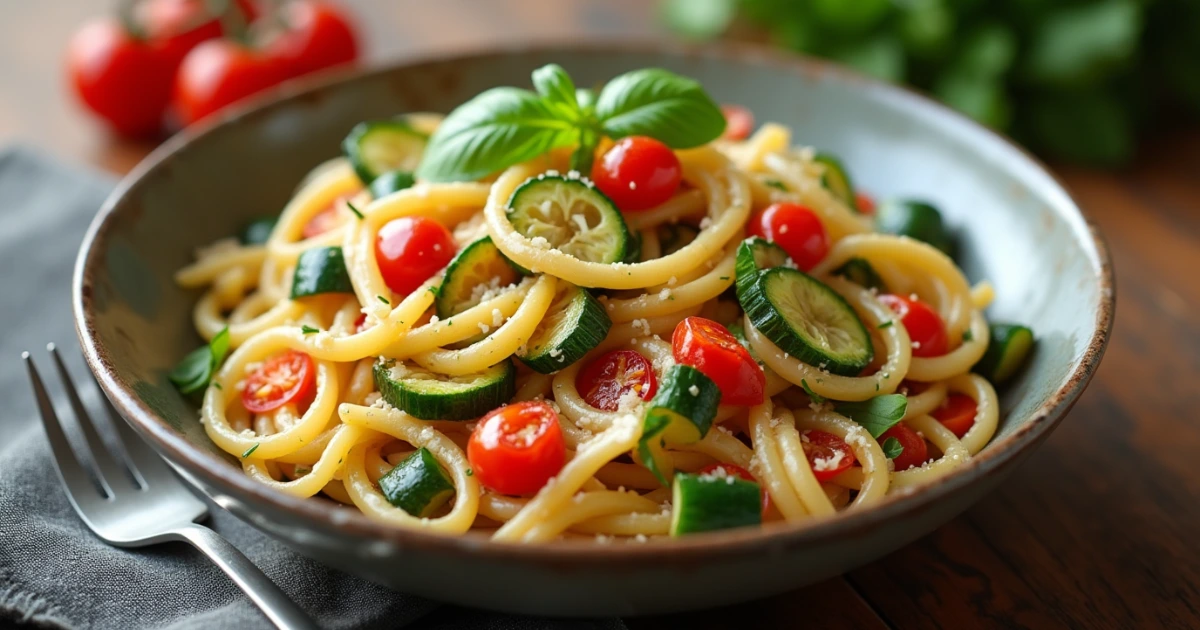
74,42 -> 1113,616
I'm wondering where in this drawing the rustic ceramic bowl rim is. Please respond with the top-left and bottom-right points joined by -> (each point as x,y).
74,40 -> 1114,564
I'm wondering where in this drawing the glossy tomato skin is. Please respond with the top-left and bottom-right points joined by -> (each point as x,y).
876,294 -> 949,357
267,0 -> 359,78
301,206 -> 340,239
933,393 -> 977,438
575,349 -> 658,411
801,429 -> 856,482
468,401 -> 566,496
748,203 -> 829,271
672,316 -> 764,406
67,19 -> 176,136
698,463 -> 770,516
591,136 -> 682,212
721,104 -> 754,141
142,0 -> 223,64
374,216 -> 456,296
174,39 -> 288,125
882,422 -> 928,471
241,350 -> 316,414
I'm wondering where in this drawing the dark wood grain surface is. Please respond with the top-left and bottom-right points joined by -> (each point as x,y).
3,1 -> 1197,628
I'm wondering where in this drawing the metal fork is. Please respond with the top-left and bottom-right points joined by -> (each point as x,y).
24,344 -> 317,630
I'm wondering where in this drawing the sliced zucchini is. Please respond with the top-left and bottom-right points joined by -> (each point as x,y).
343,120 -> 429,185
670,471 -> 762,536
290,246 -> 353,298
507,175 -> 631,266
735,237 -> 790,301
377,447 -> 455,517
624,230 -> 643,264
369,170 -> 416,199
373,358 -> 516,421
516,282 -> 611,374
657,223 -> 700,256
974,323 -> 1034,385
239,216 -> 278,245
740,267 -> 873,376
813,153 -> 859,212
636,365 -> 721,484
834,257 -> 886,291
436,236 -> 523,319
876,199 -> 955,257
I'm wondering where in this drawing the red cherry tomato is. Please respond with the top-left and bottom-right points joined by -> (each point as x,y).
591,136 -> 682,212
241,350 -> 316,414
876,294 -> 949,357
174,39 -> 288,125
800,429 -> 857,482
301,207 -> 340,239
933,394 -> 977,438
854,191 -> 876,215
672,316 -> 764,406
67,18 -> 176,136
698,462 -> 770,516
267,0 -> 359,78
374,216 -> 456,296
747,203 -> 829,271
141,0 -> 223,64
721,104 -> 755,141
468,401 -> 566,496
575,350 -> 658,412
881,422 -> 928,471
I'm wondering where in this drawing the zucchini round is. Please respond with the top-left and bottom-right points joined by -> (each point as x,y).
834,257 -> 886,292
436,236 -> 523,319
813,153 -> 859,212
636,365 -> 721,484
876,200 -> 955,257
507,175 -> 631,265
670,472 -> 762,536
974,323 -> 1034,385
516,282 -> 611,374
290,246 -> 354,299
735,237 -> 790,301
343,120 -> 428,184
373,358 -> 516,421
741,267 -> 874,376
377,447 -> 455,517
369,170 -> 416,199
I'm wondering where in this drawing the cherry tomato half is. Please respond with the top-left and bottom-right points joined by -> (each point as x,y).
576,349 -> 658,411
468,401 -> 566,496
721,104 -> 755,141
374,216 -> 456,297
591,136 -> 682,212
933,394 -> 977,438
854,191 -> 876,216
747,203 -> 829,271
267,0 -> 359,78
800,429 -> 856,482
672,316 -> 764,406
301,207 -> 340,239
67,18 -> 177,136
698,462 -> 770,516
241,350 -> 316,414
876,294 -> 949,357
174,39 -> 288,125
881,422 -> 928,471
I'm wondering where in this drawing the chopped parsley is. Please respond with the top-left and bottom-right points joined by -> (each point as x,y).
878,320 -> 894,329
346,201 -> 365,220
377,295 -> 390,305
963,329 -> 974,342
242,443 -> 260,458
301,325 -> 319,335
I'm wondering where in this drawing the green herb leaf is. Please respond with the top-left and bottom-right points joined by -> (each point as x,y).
661,0 -> 736,39
377,295 -> 390,305
242,443 -> 260,458
169,327 -> 230,395
800,379 -> 826,404
301,325 -> 319,335
963,329 -> 974,342
1025,0 -> 1141,86
595,68 -> 726,148
878,320 -> 894,329
346,201 -> 364,220
881,436 -> 904,459
532,64 -> 580,117
835,394 -> 908,438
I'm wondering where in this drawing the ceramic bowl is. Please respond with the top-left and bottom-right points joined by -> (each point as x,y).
74,42 -> 1114,616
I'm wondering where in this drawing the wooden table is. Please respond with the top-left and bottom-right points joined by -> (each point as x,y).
3,1 -> 1198,628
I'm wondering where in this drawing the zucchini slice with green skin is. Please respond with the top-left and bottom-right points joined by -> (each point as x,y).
974,323 -> 1034,385
378,447 -> 455,517
373,358 -> 516,421
239,216 -> 278,245
507,175 -> 631,266
636,365 -> 721,484
740,267 -> 874,376
814,153 -> 859,212
436,236 -> 523,319
290,246 -> 354,298
735,237 -> 790,301
670,472 -> 762,536
834,257 -> 886,291
657,223 -> 700,256
343,120 -> 429,184
516,282 -> 612,374
623,231 -> 643,264
876,199 -> 955,257
369,170 -> 416,198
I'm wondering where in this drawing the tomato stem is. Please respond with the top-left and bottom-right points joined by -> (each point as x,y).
117,0 -> 147,41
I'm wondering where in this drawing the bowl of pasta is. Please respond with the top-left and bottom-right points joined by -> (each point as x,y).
74,42 -> 1113,616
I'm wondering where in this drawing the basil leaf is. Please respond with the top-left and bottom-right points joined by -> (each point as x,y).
595,68 -> 725,148
575,88 -> 597,113
170,327 -> 231,395
881,436 -> 904,459
835,394 -> 907,438
532,64 -> 580,117
415,87 -> 578,182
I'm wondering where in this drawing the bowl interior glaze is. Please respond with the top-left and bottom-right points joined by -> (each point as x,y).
75,43 -> 1112,616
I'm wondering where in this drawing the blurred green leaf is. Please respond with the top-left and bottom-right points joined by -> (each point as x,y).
900,0 -> 955,59
1027,92 -> 1133,165
958,24 -> 1017,78
810,0 -> 891,33
1025,0 -> 1142,86
935,73 -> 1011,128
661,0 -> 737,39
829,36 -> 906,82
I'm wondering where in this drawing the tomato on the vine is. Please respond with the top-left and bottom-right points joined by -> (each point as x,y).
174,39 -> 288,125
67,19 -> 177,136
267,0 -> 359,78
747,202 -> 829,271
468,401 -> 566,496
672,316 -> 764,406
591,136 -> 682,212
374,216 -> 456,297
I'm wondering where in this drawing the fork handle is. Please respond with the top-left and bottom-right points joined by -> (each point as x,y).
173,524 -> 318,630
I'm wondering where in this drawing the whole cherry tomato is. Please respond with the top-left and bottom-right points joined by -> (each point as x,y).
672,316 -> 764,406
374,216 -> 456,297
591,136 -> 682,212
174,39 -> 288,125
747,202 -> 829,271
876,294 -> 949,357
67,18 -> 176,136
241,350 -> 316,414
720,104 -> 755,141
267,0 -> 359,78
468,401 -> 566,496
881,422 -> 928,471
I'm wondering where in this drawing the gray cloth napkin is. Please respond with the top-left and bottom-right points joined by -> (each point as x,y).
0,146 -> 626,630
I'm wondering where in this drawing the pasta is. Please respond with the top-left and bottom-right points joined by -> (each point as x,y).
173,67 -> 1028,543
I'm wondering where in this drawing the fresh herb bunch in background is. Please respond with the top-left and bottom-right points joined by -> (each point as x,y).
663,0 -> 1200,165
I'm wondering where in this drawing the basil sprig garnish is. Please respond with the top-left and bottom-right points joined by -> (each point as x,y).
169,327 -> 231,395
835,394 -> 908,438
415,64 -> 726,182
